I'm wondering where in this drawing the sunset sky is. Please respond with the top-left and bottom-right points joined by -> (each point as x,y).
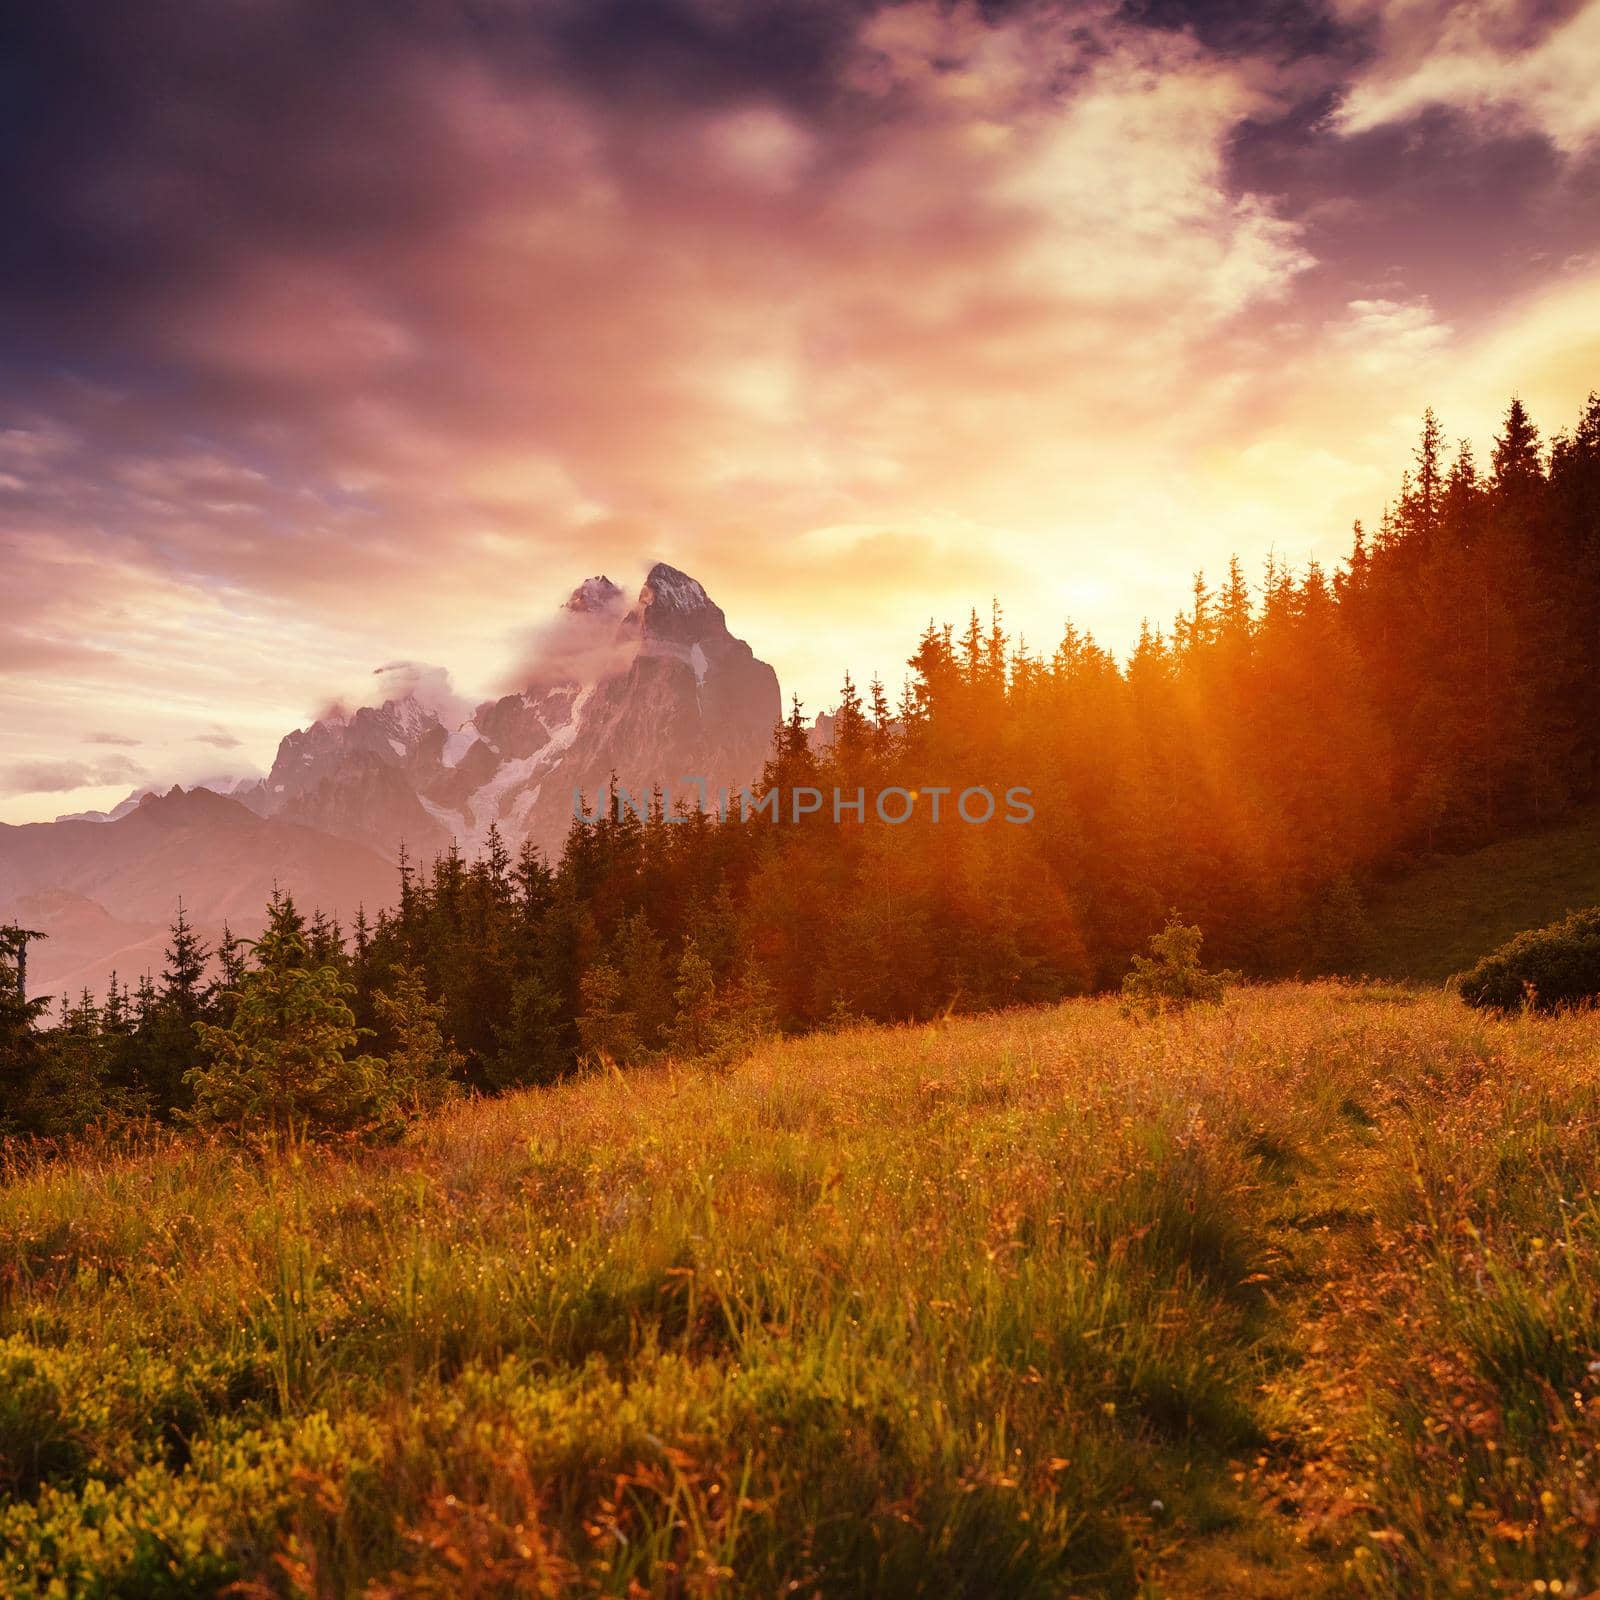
3,0 -> 1599,822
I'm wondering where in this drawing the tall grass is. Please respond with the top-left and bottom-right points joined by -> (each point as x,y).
1,984 -> 1597,1595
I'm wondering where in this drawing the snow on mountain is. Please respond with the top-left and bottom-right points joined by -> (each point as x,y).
50,563 -> 776,862
223,563 -> 779,866
11,564 -> 779,998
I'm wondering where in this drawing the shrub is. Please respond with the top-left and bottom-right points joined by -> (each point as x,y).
1457,906 -> 1600,1013
1121,913 -> 1237,1016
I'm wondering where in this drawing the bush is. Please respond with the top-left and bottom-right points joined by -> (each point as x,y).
1121,913 -> 1237,1016
1457,906 -> 1600,1013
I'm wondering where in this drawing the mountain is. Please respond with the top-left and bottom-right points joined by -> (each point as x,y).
238,562 -> 780,862
0,786 -> 400,1002
4,564 -> 780,999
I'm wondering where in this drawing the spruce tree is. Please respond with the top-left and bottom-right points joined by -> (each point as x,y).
830,671 -> 870,781
1409,406 -> 1447,538
668,941 -> 717,1058
216,924 -> 249,996
372,965 -> 462,1113
0,925 -> 50,1128
162,902 -> 210,1020
1492,396 -> 1543,494
868,675 -> 895,762
613,910 -> 672,1050
575,960 -> 639,1067
188,920 -> 388,1139
489,973 -> 565,1089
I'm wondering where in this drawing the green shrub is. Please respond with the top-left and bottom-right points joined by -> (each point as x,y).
1457,905 -> 1600,1013
0,1337 -> 217,1499
1121,913 -> 1237,1016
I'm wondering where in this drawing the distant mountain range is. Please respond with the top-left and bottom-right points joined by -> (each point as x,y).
2,564 -> 780,1002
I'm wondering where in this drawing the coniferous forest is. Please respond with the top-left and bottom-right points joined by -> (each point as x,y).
3,393 -> 1599,1137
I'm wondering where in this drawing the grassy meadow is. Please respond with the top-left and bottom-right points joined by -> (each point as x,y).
3,984 -> 1600,1597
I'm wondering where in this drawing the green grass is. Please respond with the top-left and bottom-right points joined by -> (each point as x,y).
2,986 -> 1600,1596
1356,805 -> 1600,982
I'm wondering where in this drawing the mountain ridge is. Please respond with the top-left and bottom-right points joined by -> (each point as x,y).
6,564 -> 780,999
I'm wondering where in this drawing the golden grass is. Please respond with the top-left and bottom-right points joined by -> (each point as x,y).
2,983 -> 1599,1596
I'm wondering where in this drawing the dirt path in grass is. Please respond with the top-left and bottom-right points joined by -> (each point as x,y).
1151,1126 -> 1394,1598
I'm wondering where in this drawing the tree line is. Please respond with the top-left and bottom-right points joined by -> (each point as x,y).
3,392 -> 1597,1137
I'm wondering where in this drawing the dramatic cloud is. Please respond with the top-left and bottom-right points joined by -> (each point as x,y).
366,663 -> 471,726
498,575 -> 636,695
2,755 -> 144,796
1334,0 -> 1600,154
2,0 -> 1598,819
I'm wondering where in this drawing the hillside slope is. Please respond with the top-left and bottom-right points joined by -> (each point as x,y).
0,786 -> 400,1000
1356,805 -> 1600,982
3,988 -> 1600,1596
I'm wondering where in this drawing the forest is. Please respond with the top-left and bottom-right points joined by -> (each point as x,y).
3,392 -> 1598,1136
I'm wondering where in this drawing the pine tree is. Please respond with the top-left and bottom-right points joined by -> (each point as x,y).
612,910 -> 672,1049
143,904 -> 210,1111
716,955 -> 778,1055
983,599 -> 1008,695
307,909 -> 344,967
188,920 -> 387,1139
868,674 -> 895,762
103,972 -> 129,1037
575,960 -> 639,1067
372,966 -> 461,1114
760,694 -> 819,796
0,925 -> 50,1128
216,923 -> 249,996
489,973 -> 566,1089
513,841 -> 551,926
264,888 -> 307,954
20,987 -> 128,1136
1408,406 -> 1447,538
1492,396 -> 1543,494
1219,555 -> 1253,641
830,671 -> 870,780
668,941 -> 717,1058
1121,913 -> 1235,1015
396,842 -> 420,936
483,822 -> 512,904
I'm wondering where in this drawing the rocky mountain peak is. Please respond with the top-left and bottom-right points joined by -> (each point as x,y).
373,693 -> 440,743
565,575 -> 626,615
627,563 -> 729,647
641,563 -> 712,613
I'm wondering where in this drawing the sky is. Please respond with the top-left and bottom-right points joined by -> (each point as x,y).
2,0 -> 1599,822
